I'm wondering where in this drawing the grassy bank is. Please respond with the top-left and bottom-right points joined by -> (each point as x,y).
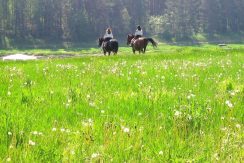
0,45 -> 243,162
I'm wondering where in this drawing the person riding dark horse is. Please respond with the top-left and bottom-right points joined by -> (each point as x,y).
127,33 -> 157,54
104,28 -> 114,42
98,28 -> 118,56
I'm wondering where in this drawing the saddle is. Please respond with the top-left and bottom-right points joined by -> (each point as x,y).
131,36 -> 143,46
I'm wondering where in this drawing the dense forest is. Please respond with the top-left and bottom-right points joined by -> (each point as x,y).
0,0 -> 244,47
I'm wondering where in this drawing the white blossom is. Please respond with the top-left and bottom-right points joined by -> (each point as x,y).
91,153 -> 100,159
29,140 -> 36,146
225,100 -> 234,108
122,127 -> 130,133
52,128 -> 57,132
159,151 -> 163,155
60,128 -> 66,132
236,124 -> 241,129
174,110 -> 182,117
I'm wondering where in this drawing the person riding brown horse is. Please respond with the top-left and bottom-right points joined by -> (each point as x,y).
131,25 -> 143,45
127,34 -> 157,54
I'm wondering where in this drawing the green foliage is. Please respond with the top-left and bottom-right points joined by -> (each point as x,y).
0,0 -> 244,48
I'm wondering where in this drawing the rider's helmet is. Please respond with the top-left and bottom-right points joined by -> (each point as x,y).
107,28 -> 112,34
137,25 -> 141,31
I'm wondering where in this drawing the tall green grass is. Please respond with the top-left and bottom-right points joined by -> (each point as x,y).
0,45 -> 243,162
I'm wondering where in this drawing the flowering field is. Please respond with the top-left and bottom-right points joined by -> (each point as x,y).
0,45 -> 243,162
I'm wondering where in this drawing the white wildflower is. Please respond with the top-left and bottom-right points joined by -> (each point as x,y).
236,124 -> 241,129
221,127 -> 227,131
65,103 -> 70,108
7,132 -> 12,136
88,118 -> 93,124
139,127 -> 144,132
29,140 -> 36,146
91,153 -> 100,159
174,110 -> 182,117
70,150 -> 75,155
200,130 -> 204,135
230,91 -> 235,96
207,107 -> 212,111
187,115 -> 192,120
52,128 -> 57,132
89,102 -> 95,107
187,94 -> 196,100
123,127 -> 130,133
6,158 -> 11,162
214,153 -> 219,161
225,100 -> 234,108
32,131 -> 38,135
230,117 -> 235,121
159,151 -> 163,155
83,119 -> 93,127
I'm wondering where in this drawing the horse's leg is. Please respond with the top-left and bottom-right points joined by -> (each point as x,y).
140,47 -> 144,54
103,50 -> 106,56
108,51 -> 111,56
132,48 -> 136,54
144,46 -> 147,53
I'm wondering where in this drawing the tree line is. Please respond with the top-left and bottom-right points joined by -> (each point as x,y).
0,0 -> 243,47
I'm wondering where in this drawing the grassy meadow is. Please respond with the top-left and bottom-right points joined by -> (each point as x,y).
0,44 -> 243,162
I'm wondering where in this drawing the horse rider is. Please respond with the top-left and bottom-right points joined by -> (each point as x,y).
135,25 -> 143,39
131,25 -> 143,46
104,28 -> 114,42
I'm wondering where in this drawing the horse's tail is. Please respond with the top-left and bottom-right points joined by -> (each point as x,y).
114,41 -> 119,53
110,39 -> 119,53
147,38 -> 157,48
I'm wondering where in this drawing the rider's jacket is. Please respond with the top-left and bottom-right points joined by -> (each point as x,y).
104,32 -> 114,39
135,29 -> 143,36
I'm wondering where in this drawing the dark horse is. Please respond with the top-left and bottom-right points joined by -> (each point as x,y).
98,38 -> 119,56
127,34 -> 157,54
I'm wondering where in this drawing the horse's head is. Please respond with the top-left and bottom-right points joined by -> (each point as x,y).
127,34 -> 134,45
98,38 -> 104,47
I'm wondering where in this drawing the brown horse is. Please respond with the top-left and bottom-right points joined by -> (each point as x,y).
127,34 -> 157,54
